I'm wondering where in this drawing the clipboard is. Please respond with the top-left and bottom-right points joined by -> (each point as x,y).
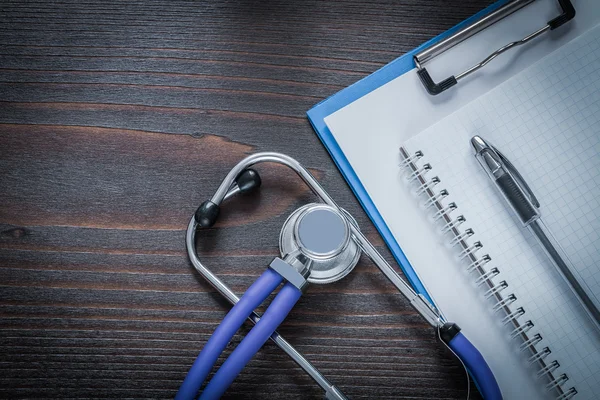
306,0 -> 575,304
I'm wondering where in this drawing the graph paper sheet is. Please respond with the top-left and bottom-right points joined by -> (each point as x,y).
403,23 -> 600,399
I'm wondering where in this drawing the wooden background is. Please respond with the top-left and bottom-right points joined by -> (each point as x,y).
0,1 -> 494,398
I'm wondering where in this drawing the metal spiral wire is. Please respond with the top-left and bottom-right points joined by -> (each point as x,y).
399,148 -> 576,399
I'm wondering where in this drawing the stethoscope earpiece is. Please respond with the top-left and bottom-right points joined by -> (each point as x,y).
194,200 -> 220,228
194,168 -> 262,228
235,168 -> 262,194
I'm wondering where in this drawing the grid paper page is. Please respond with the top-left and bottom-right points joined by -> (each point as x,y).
404,24 -> 600,399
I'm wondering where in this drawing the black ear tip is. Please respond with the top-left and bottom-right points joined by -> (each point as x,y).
195,200 -> 220,228
236,169 -> 262,194
195,169 -> 259,227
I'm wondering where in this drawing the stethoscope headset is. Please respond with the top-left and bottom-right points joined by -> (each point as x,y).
176,152 -> 502,400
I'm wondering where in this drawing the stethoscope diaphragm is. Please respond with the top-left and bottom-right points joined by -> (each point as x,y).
279,203 -> 361,284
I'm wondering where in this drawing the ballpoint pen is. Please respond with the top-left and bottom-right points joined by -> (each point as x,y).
471,135 -> 600,331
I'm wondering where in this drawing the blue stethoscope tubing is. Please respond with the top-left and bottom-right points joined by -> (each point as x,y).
175,268 -> 301,400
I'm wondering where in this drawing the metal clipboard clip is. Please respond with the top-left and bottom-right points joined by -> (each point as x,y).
413,0 -> 575,95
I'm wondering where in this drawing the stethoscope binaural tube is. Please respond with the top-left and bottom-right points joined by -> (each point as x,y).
200,282 -> 302,399
175,268 -> 285,400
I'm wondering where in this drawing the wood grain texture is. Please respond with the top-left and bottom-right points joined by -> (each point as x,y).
0,1 -> 493,398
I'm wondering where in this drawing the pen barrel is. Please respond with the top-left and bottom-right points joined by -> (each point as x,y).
495,173 -> 539,226
528,220 -> 600,330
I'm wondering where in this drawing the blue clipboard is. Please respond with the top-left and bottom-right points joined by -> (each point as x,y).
306,0 -> 508,305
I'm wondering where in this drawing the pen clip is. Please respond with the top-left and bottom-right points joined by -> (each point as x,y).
493,146 -> 540,208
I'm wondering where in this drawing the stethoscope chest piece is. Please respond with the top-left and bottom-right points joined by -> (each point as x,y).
279,203 -> 361,284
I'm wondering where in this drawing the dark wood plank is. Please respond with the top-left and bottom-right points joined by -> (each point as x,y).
0,0 -> 493,398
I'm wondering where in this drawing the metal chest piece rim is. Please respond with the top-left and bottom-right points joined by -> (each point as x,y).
279,203 -> 361,284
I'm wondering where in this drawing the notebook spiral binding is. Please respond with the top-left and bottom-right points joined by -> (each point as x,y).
399,147 -> 577,399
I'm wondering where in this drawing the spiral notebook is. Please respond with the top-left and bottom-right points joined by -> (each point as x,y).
324,21 -> 600,400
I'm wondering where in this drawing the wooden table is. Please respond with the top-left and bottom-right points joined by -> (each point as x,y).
0,1 -> 493,398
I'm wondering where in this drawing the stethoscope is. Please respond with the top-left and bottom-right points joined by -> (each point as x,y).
176,152 -> 502,400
